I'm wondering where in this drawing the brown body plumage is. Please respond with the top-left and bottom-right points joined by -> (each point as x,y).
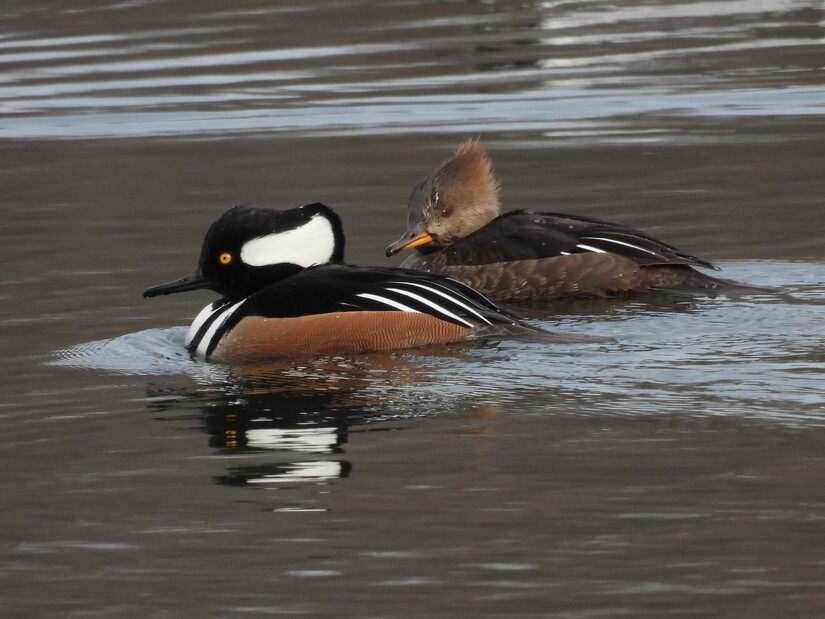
386,140 -> 771,302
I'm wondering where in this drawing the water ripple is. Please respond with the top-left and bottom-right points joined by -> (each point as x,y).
0,0 -> 820,139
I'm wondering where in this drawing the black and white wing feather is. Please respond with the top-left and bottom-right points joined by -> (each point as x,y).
188,264 -> 607,354
246,264 -> 523,328
441,210 -> 719,270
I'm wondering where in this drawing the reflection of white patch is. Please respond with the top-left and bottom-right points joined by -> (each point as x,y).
241,213 -> 335,267
246,426 -> 339,452
246,461 -> 343,484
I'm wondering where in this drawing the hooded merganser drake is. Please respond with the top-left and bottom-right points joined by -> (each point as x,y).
386,139 -> 771,301
144,203 -> 595,363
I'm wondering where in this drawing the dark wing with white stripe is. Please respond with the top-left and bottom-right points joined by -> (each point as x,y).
243,264 -> 525,328
441,210 -> 718,271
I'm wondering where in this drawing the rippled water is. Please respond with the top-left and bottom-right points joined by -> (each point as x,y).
3,1 -> 825,616
2,1 -> 823,140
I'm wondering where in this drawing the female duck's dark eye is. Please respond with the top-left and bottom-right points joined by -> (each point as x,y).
431,191 -> 451,217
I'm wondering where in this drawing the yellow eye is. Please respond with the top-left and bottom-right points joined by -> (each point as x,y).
219,252 -> 232,264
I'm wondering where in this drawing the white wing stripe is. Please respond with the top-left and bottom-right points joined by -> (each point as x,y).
389,281 -> 492,325
385,287 -> 475,327
580,236 -> 661,256
355,293 -> 421,314
575,243 -> 607,254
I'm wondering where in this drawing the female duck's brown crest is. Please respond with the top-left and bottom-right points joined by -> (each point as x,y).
427,139 -> 501,242
385,139 -> 503,256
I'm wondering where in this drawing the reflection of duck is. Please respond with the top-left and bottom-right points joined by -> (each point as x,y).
386,139 -> 772,301
218,461 -> 353,487
144,203 -> 594,363
145,353 -> 483,487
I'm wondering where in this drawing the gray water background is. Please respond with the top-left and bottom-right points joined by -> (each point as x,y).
2,1 -> 825,616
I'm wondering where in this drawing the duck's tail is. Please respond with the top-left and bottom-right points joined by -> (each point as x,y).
470,321 -> 613,344
646,267 -> 780,295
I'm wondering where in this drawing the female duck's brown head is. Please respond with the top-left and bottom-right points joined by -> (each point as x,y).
386,139 -> 501,256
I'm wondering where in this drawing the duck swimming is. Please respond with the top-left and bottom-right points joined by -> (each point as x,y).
386,139 -> 770,302
144,203 -> 596,363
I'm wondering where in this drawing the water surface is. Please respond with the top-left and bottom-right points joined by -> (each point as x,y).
2,1 -> 825,616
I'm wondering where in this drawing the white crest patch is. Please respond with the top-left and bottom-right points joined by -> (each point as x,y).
240,213 -> 335,268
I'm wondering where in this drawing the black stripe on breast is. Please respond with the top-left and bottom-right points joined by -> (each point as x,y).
187,299 -> 248,358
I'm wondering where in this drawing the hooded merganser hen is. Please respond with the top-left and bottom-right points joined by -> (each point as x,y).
144,203 -> 595,363
385,139 -> 770,301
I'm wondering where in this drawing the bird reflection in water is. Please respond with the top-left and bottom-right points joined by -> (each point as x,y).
145,345 -> 489,487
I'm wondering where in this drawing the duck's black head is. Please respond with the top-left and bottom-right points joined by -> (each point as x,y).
144,203 -> 344,301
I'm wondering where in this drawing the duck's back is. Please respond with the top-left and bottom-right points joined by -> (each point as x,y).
400,210 -> 763,301
190,263 -> 595,362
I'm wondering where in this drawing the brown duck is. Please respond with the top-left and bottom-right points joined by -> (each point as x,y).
386,139 -> 771,302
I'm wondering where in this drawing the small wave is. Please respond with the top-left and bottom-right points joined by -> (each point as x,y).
50,326 -> 201,376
